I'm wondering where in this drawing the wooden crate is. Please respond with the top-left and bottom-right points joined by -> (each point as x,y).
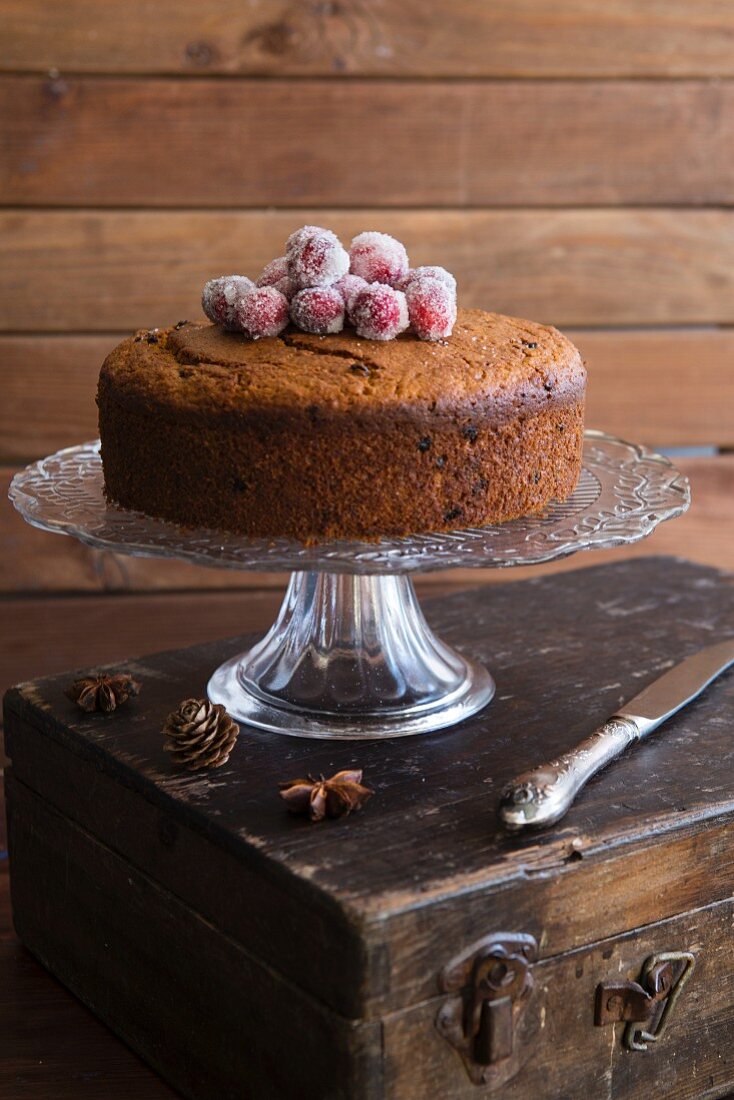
5,558 -> 734,1098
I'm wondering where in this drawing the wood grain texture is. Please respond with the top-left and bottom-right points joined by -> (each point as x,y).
12,773 -> 734,1099
1,589 -> 284,689
384,898 -> 734,1099
0,581 -> 499,688
5,560 -> 734,1022
581,328 -> 734,448
10,690 -> 734,1024
3,329 -> 733,465
0,775 -> 175,1098
8,778 -> 381,1100
4,76 -> 733,207
2,455 -> 731,603
2,1 -> 734,77
1,335 -> 116,462
4,210 -> 734,331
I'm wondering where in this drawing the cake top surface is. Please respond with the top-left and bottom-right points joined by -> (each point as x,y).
100,309 -> 585,424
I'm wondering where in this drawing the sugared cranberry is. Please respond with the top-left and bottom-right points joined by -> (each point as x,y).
273,275 -> 297,300
400,265 -> 457,296
290,287 -> 345,334
406,277 -> 457,341
287,227 -> 349,289
350,284 -> 409,341
256,256 -> 289,287
349,232 -> 409,287
235,287 -> 290,339
286,224 -> 322,252
334,273 -> 368,315
202,275 -> 254,330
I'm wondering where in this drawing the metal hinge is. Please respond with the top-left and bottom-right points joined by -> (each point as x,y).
595,951 -> 695,1051
436,933 -> 538,1088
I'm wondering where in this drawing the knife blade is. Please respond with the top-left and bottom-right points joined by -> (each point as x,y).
499,639 -> 734,833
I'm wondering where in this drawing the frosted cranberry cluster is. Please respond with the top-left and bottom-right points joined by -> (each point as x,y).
201,227 -> 457,342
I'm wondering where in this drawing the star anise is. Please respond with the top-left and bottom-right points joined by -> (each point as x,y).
65,672 -> 141,714
279,769 -> 373,822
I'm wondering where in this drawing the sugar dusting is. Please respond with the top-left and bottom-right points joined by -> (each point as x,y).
349,231 -> 409,287
200,226 -> 457,341
351,283 -> 409,341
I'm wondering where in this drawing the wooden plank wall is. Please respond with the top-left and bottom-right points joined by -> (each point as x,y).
1,1 -> 734,686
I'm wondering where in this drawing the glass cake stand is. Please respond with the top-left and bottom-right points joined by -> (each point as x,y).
9,431 -> 689,740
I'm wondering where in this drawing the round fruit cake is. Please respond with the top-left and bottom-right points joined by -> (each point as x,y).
97,309 -> 586,541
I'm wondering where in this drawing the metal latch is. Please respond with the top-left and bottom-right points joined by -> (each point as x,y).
595,951 -> 695,1051
436,933 -> 538,1088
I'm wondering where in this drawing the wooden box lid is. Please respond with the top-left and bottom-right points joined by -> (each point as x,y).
5,557 -> 734,1022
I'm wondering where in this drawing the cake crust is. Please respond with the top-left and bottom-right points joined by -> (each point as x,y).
98,309 -> 586,540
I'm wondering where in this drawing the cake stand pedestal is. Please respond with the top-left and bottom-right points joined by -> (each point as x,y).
209,572 -> 493,738
9,432 -> 689,740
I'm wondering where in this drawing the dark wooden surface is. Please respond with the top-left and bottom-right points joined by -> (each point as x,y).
7,556 -> 734,1017
8,777 -> 379,1100
385,895 -> 734,1100
5,558 -> 734,1098
0,786 -> 179,1098
10,775 -> 734,1100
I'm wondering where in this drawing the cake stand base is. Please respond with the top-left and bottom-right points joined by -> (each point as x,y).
207,571 -> 495,739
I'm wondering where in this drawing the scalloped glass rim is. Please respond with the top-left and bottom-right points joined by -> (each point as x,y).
9,431 -> 689,576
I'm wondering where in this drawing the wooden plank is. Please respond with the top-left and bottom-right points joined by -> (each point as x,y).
3,329 -> 733,466
0,775 -> 5,861
1,778 -> 174,1094
2,455 -> 732,599
5,567 -> 734,1095
3,210 -> 734,331
4,76 -> 733,207
1,589 -> 285,689
1,335 -> 114,462
1,1 -> 733,78
0,773 -> 7,946
581,328 -> 734,448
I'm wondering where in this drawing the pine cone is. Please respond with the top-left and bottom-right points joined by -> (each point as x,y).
65,672 -> 140,713
163,698 -> 239,770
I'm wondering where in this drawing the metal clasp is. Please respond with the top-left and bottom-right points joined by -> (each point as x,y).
436,933 -> 538,1088
595,951 -> 695,1051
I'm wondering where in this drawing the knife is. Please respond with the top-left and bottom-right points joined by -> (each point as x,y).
499,639 -> 734,833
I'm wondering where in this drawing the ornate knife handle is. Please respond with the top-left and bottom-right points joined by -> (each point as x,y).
499,717 -> 641,832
